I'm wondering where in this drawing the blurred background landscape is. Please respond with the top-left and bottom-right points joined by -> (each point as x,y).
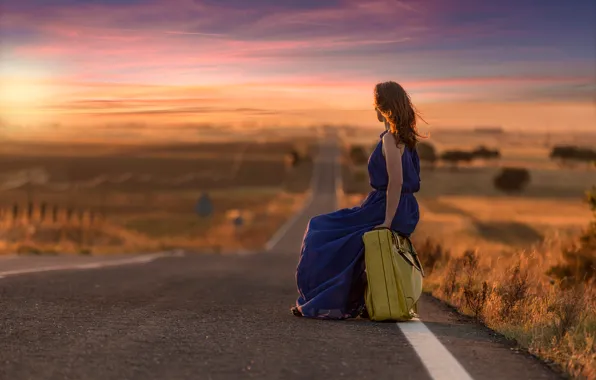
2,126 -> 594,257
0,0 -> 595,377
0,127 -> 316,254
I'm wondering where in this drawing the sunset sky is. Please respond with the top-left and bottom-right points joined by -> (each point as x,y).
1,0 -> 595,138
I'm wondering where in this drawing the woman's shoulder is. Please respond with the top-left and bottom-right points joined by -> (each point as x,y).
383,132 -> 405,146
382,132 -> 405,154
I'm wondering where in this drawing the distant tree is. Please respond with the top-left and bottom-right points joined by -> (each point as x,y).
550,145 -> 596,167
493,167 -> 531,193
472,146 -> 501,160
577,149 -> 596,162
550,145 -> 578,165
440,150 -> 475,169
349,145 -> 369,166
286,145 -> 313,168
285,149 -> 301,168
417,142 -> 438,169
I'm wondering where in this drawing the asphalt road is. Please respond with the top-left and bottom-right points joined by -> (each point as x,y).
0,136 -> 561,380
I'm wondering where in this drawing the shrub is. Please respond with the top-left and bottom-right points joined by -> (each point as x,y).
416,142 -> 438,167
548,285 -> 588,342
464,280 -> 490,320
440,150 -> 475,168
472,146 -> 501,160
442,257 -> 463,296
458,250 -> 490,319
550,145 -> 596,164
493,167 -> 531,193
497,263 -> 530,321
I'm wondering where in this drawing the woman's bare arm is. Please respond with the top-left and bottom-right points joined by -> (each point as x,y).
379,133 -> 404,227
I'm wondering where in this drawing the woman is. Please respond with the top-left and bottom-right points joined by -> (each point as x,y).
293,81 -> 423,319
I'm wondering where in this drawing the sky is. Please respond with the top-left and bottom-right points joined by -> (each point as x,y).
0,0 -> 595,138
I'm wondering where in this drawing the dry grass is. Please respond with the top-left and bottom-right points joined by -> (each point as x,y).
416,238 -> 596,379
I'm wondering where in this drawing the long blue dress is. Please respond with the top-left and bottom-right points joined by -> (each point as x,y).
295,130 -> 421,319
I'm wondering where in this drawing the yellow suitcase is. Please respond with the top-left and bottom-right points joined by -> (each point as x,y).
363,228 -> 425,321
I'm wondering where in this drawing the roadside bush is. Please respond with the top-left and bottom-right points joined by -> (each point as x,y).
497,263 -> 530,321
549,285 -> 588,342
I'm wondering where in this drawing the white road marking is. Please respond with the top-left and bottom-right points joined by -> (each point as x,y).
397,319 -> 474,380
0,250 -> 184,279
264,192 -> 314,252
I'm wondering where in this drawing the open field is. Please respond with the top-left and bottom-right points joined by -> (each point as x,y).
0,137 -> 315,254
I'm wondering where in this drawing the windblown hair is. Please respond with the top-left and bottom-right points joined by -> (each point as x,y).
374,81 -> 426,149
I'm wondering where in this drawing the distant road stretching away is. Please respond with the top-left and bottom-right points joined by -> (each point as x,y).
0,132 -> 561,380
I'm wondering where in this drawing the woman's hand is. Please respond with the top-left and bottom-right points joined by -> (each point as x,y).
373,221 -> 392,230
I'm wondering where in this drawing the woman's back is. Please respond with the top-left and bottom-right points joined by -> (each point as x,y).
360,131 -> 420,236
368,131 -> 420,194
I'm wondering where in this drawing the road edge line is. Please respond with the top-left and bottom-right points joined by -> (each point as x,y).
0,250 -> 184,279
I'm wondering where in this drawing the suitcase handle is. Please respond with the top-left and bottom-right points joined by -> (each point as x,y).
395,233 -> 425,277
372,227 -> 426,277
371,226 -> 391,231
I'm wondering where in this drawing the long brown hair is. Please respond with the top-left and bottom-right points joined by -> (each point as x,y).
374,81 -> 426,149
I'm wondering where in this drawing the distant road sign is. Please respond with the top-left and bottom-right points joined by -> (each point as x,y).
195,193 -> 213,217
233,214 -> 244,227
